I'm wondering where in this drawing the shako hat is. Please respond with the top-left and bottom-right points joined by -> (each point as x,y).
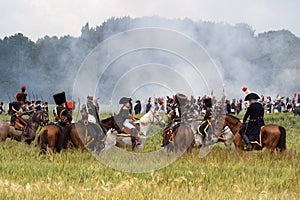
175,93 -> 188,105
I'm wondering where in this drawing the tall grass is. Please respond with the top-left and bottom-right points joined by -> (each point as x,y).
0,112 -> 299,199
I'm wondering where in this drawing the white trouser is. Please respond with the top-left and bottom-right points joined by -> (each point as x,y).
88,114 -> 96,123
123,119 -> 136,129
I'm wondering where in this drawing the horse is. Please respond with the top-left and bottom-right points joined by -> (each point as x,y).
0,110 -> 49,144
39,124 -> 62,153
104,109 -> 165,151
224,114 -> 286,153
39,104 -> 108,153
190,120 -> 234,150
68,120 -> 106,152
164,124 -> 195,154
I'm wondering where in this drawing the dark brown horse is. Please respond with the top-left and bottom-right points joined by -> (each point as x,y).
39,111 -> 113,154
165,124 -> 195,154
0,110 -> 49,144
68,120 -> 106,152
224,114 -> 286,153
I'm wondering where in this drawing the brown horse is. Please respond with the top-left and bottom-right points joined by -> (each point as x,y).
165,124 -> 195,154
39,120 -> 106,153
0,110 -> 49,144
39,125 -> 63,153
224,114 -> 286,153
68,120 -> 106,152
39,109 -> 110,154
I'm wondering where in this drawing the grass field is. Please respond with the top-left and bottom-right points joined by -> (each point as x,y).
0,111 -> 299,199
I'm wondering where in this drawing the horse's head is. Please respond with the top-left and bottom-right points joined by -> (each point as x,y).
101,116 -> 122,133
140,110 -> 165,127
33,110 -> 49,126
224,114 -> 242,134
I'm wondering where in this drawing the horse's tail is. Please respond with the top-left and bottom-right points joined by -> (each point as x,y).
40,129 -> 48,153
278,126 -> 286,152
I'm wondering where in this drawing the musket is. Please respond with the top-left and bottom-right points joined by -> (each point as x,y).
7,93 -> 12,102
32,91 -> 35,101
75,97 -> 81,122
40,95 -> 44,102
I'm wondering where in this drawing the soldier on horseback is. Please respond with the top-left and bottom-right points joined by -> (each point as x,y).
240,91 -> 265,151
198,97 -> 214,145
10,85 -> 28,126
116,97 -> 139,149
161,93 -> 188,147
53,92 -> 72,127
52,92 -> 73,149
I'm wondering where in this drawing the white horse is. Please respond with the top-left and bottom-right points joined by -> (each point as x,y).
104,109 -> 165,151
191,120 -> 234,150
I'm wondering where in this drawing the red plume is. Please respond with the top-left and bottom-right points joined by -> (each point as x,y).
242,87 -> 250,94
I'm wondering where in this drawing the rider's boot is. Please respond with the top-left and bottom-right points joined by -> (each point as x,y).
23,125 -> 29,137
242,135 -> 252,151
10,114 -> 16,126
131,128 -> 138,150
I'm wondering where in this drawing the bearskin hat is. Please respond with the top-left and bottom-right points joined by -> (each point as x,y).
53,91 -> 66,105
204,98 -> 212,108
175,93 -> 188,106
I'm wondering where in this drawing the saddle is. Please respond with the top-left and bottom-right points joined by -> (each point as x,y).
14,116 -> 28,131
13,116 -> 31,137
163,122 -> 180,145
248,126 -> 264,148
117,123 -> 140,137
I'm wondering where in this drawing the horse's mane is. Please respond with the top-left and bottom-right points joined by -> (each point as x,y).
30,110 -> 42,122
101,116 -> 114,123
226,114 -> 241,122
139,111 -> 151,124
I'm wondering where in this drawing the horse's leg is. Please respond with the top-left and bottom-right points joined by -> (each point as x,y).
0,123 -> 9,142
233,133 -> 244,151
224,141 -> 231,150
261,128 -> 277,154
186,129 -> 194,154
268,135 -> 280,154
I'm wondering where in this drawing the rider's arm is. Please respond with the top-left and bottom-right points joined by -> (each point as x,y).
243,108 -> 250,123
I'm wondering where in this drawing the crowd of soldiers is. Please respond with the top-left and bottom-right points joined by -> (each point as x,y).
1,85 -> 299,151
224,94 -> 300,116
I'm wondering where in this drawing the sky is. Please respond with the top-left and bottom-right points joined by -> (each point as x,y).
0,0 -> 299,41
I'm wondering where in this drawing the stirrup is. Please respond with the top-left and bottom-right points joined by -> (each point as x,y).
246,143 -> 252,151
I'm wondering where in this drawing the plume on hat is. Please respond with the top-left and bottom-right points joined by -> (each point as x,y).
242,87 -> 250,94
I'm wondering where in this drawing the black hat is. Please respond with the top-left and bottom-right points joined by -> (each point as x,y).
244,93 -> 260,101
204,98 -> 212,108
53,92 -> 66,105
119,97 -> 131,104
175,93 -> 187,105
